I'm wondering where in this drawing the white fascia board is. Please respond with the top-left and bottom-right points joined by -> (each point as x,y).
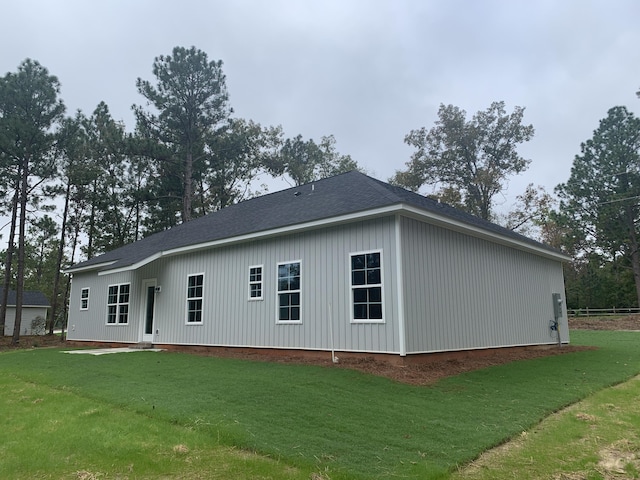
160,205 -> 402,259
64,261 -> 117,275
97,252 -> 162,276
5,304 -> 50,308
96,202 -> 569,275
97,206 -> 400,275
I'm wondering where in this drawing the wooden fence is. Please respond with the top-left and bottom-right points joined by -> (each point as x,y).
567,307 -> 640,317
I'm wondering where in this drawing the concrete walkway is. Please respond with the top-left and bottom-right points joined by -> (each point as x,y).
63,347 -> 163,356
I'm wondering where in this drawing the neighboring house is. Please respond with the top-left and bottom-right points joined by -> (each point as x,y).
65,171 -> 570,359
1,288 -> 50,336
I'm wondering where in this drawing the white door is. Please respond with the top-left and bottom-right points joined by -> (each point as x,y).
141,279 -> 157,343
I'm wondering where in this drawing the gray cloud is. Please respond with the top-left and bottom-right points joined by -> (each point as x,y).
2,0 -> 639,209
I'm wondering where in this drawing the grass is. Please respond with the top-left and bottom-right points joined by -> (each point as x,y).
1,330 -> 640,479
0,375 -> 305,479
452,373 -> 640,479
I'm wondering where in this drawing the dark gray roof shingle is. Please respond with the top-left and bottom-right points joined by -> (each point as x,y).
0,288 -> 50,307
69,171 -> 564,272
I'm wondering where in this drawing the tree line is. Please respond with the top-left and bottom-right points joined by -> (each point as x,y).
1,45 -> 638,344
0,47 -> 358,344
391,97 -> 640,311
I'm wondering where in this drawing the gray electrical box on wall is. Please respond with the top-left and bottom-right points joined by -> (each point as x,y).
552,293 -> 563,319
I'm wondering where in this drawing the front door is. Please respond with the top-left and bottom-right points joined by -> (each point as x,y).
142,280 -> 156,343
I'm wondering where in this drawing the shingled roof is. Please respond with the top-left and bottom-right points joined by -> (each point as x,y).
67,171 -> 568,274
0,288 -> 50,307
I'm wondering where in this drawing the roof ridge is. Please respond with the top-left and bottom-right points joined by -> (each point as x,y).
362,173 -> 419,203
67,170 -> 568,273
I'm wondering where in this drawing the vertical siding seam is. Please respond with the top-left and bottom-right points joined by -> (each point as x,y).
395,215 -> 407,356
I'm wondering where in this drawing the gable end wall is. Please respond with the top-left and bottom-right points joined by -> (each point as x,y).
400,216 -> 568,353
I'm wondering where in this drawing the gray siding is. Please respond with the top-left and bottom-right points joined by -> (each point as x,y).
70,217 -> 401,354
67,214 -> 569,356
400,216 -> 569,353
68,271 -> 139,343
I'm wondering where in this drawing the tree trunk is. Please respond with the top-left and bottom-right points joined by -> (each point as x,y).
49,180 -> 71,335
198,177 -> 208,216
63,203 -> 83,336
183,152 -> 193,222
630,245 -> 640,307
86,178 -> 97,259
0,186 -> 18,335
12,159 -> 28,345
134,184 -> 141,241
626,205 -> 640,307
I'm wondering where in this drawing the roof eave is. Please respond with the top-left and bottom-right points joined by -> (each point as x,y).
400,204 -> 571,262
64,261 -> 118,275
95,202 -> 569,275
3,304 -> 50,308
96,206 -> 401,275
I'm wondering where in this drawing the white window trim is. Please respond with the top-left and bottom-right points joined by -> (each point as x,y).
276,259 -> 302,324
349,249 -> 385,324
80,287 -> 90,311
106,283 -> 130,325
248,264 -> 264,301
185,272 -> 205,325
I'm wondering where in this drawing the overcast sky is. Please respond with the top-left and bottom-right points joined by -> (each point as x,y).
2,0 -> 639,213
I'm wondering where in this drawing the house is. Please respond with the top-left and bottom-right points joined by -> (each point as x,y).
1,288 -> 50,336
65,171 -> 570,359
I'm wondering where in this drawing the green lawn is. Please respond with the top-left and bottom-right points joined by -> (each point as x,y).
452,370 -> 640,479
0,374 -> 305,479
2,330 -> 640,479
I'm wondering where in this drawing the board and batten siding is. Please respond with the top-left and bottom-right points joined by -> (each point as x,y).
77,216 -> 401,354
67,271 -> 139,343
400,216 -> 568,354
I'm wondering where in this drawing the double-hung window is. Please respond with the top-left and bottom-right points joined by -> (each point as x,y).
107,284 -> 130,324
277,261 -> 301,323
350,251 -> 384,322
248,265 -> 263,300
80,287 -> 90,310
186,273 -> 204,324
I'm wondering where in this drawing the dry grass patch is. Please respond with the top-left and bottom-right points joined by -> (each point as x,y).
75,471 -> 103,480
453,375 -> 640,480
173,444 -> 190,454
597,439 -> 640,478
575,412 -> 598,422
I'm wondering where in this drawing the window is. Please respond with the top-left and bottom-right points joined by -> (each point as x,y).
106,284 -> 130,324
277,261 -> 300,322
351,251 -> 383,322
80,287 -> 90,310
248,265 -> 263,300
186,274 -> 204,324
